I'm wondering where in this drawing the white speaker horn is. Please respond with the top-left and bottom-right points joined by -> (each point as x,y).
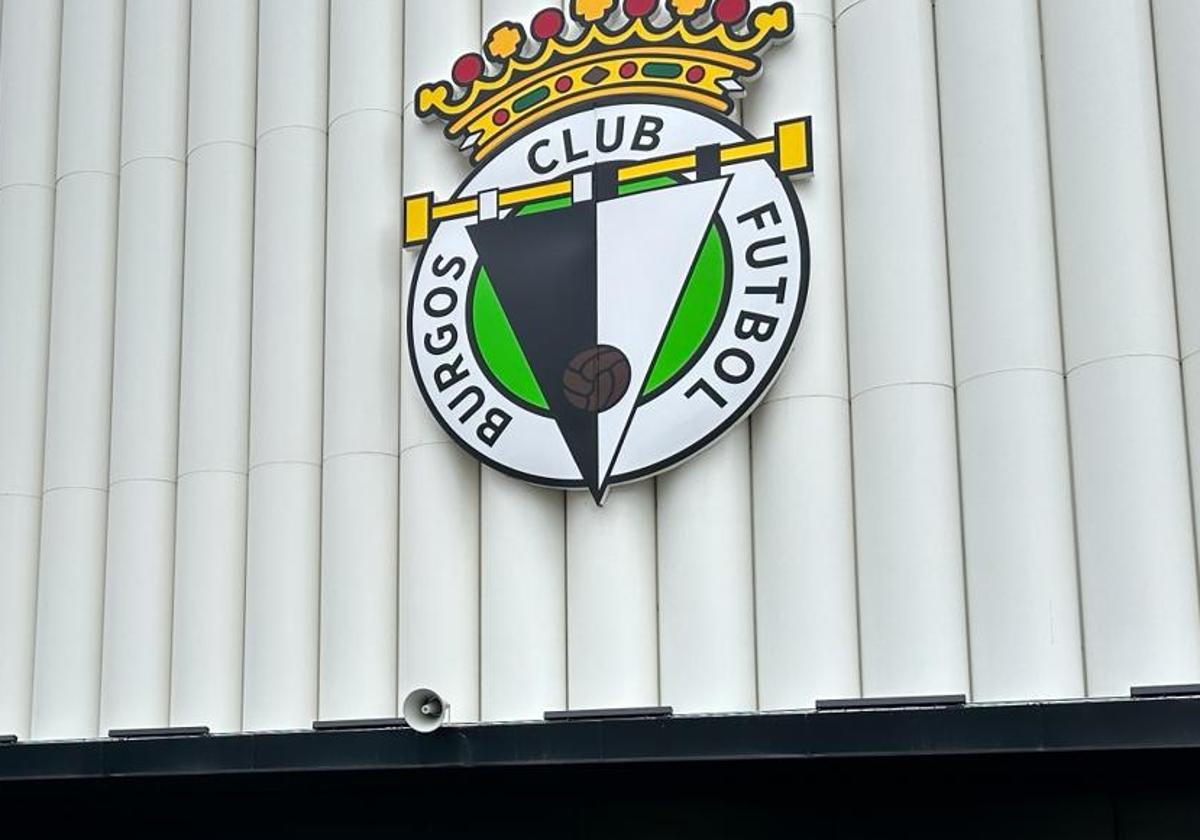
402,688 -> 449,733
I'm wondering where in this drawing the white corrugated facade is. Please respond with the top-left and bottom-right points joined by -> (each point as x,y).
1,0 -> 1199,741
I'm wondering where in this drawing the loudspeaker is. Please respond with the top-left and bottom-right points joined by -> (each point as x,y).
402,688 -> 449,733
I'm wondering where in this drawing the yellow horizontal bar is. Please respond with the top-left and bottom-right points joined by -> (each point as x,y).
432,198 -> 478,220
618,153 -> 697,182
499,180 -> 573,207
720,139 -> 774,165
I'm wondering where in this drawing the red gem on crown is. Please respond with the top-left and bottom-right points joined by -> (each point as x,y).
452,53 -> 485,86
530,8 -> 566,40
713,0 -> 749,24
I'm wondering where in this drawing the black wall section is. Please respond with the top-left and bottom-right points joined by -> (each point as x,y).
4,749 -> 1200,838
3,698 -> 1200,837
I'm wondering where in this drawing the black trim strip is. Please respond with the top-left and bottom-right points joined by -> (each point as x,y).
311,718 -> 409,732
1130,683 -> 1200,698
814,694 -> 966,710
107,727 -> 210,739
3,697 -> 1200,782
544,705 -> 673,721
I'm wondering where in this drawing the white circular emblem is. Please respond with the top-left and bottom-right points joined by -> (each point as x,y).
409,101 -> 809,501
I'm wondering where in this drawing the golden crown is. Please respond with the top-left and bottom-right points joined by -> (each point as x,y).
415,0 -> 795,162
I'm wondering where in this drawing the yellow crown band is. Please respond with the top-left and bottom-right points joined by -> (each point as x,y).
445,50 -> 758,161
415,2 -> 795,162
446,46 -> 756,132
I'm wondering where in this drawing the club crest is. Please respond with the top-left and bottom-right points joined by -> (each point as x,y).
405,0 -> 811,503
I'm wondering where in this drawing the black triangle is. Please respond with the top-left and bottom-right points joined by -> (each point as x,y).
468,204 -> 602,498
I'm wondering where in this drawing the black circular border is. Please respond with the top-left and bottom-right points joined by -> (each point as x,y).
406,96 -> 812,492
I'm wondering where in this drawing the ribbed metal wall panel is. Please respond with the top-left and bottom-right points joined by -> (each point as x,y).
171,0 -> 257,733
0,0 -> 61,740
747,0 -> 859,711
836,0 -> 968,697
319,0 -> 403,723
935,0 -> 1083,701
31,0 -> 125,741
1042,0 -> 1200,696
567,484 -> 659,709
658,424 -> 757,712
100,0 -> 190,734
1154,0 -> 1200,570
242,0 -> 328,730
5,0 -> 1200,738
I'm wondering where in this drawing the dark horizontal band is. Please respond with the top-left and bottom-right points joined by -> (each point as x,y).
2,695 -> 1199,783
